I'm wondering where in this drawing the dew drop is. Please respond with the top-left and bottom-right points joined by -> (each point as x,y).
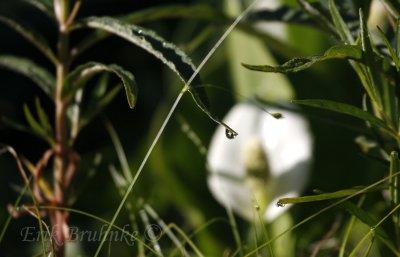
138,30 -> 143,34
254,204 -> 260,211
225,129 -> 237,139
276,201 -> 285,207
272,113 -> 283,119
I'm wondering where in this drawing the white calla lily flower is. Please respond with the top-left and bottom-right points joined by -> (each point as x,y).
207,103 -> 313,222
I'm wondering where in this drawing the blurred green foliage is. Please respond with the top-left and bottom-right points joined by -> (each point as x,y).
0,0 -> 392,256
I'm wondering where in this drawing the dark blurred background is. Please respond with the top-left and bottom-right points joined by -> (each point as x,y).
0,0 -> 386,256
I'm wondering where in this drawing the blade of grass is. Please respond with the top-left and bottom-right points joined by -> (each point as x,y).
139,209 -> 164,256
105,120 -> 133,181
362,236 -> 375,257
165,224 -> 205,257
329,0 -> 354,43
338,196 -> 365,257
144,204 -> 189,257
226,207 -> 244,257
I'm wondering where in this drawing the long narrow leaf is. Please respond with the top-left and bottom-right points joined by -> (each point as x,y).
329,0 -> 354,43
359,9 -> 384,111
63,62 -> 137,109
377,27 -> 400,71
0,16 -> 57,63
34,98 -> 52,134
293,99 -> 394,133
0,55 -> 55,98
297,0 -> 338,35
21,0 -> 54,18
390,152 -> 399,215
105,120 -> 132,182
1,116 -> 32,135
278,186 -> 384,205
23,104 -> 54,144
242,45 -> 363,73
122,4 -> 221,24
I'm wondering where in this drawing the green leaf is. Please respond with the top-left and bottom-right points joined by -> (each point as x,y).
1,116 -> 32,134
0,16 -> 57,63
293,99 -> 394,134
75,17 -> 201,87
359,9 -> 385,111
246,4 -> 314,25
396,19 -> 400,57
329,0 -> 354,43
377,26 -> 400,70
63,62 -> 137,109
80,86 -> 121,129
109,165 -> 128,190
296,0 -> 338,36
390,152 -> 399,208
71,5 -> 222,58
105,120 -> 133,182
242,45 -> 363,73
359,9 -> 374,59
92,74 -> 110,98
1,116 -> 54,143
0,55 -> 55,98
278,186 -> 383,205
23,104 -> 54,144
77,74 -> 114,129
122,4 -> 222,24
34,98 -> 52,134
21,0 -> 54,18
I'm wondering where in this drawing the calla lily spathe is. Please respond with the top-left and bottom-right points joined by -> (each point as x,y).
207,103 -> 313,222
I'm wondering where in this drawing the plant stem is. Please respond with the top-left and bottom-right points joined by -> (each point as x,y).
52,1 -> 71,256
